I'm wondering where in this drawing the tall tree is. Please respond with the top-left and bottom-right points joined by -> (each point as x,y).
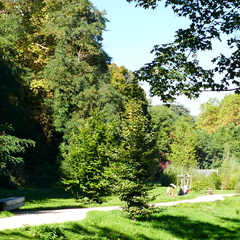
108,64 -> 147,102
126,0 -> 240,101
218,94 -> 240,126
197,98 -> 220,133
149,103 -> 194,158
61,111 -> 115,203
168,116 -> 198,168
0,1 -> 51,186
149,105 -> 176,153
40,0 -> 110,132
196,94 -> 240,168
198,94 -> 240,132
110,100 -> 158,219
0,0 -> 111,187
0,124 -> 35,187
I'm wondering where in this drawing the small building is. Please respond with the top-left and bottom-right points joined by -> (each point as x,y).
196,169 -> 219,176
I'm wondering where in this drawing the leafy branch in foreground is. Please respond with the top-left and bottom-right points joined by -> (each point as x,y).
127,0 -> 240,102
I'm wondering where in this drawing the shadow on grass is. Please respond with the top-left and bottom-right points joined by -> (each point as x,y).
0,231 -> 41,240
0,188 -> 117,211
56,214 -> 240,240
0,213 -> 239,240
0,188 -> 72,200
0,188 -> 87,211
219,216 -> 240,224
13,204 -> 86,212
68,223 -> 151,240
146,215 -> 240,240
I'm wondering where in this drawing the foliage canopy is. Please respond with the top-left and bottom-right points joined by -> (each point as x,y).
127,0 -> 240,101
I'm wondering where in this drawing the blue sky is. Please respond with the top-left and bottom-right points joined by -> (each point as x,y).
92,0 -> 229,116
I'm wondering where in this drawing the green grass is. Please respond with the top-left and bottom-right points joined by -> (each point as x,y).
0,187 -> 122,212
0,187 -> 235,213
0,195 -> 239,239
0,211 -> 13,218
149,186 -> 235,204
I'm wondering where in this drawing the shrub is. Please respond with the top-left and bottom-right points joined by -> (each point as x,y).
161,164 -> 223,191
191,173 -> 210,191
191,171 -> 221,191
234,182 -> 240,194
208,172 -> 221,190
119,182 -> 157,219
35,225 -> 67,240
158,172 -> 172,186
220,158 -> 240,190
123,204 -> 166,220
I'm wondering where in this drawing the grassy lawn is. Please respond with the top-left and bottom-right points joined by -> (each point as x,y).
0,187 -> 121,212
0,195 -> 239,239
0,186 -> 235,213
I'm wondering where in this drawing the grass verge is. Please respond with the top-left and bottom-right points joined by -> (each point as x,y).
0,195 -> 239,239
0,187 -> 235,213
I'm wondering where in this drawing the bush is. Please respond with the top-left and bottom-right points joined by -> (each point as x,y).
191,171 -> 221,191
161,164 -> 223,191
123,204 -> 166,220
35,225 -> 67,240
220,159 -> 240,190
209,172 -> 221,189
158,172 -> 172,186
234,182 -> 240,194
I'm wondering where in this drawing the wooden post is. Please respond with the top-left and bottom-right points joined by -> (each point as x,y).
177,175 -> 192,188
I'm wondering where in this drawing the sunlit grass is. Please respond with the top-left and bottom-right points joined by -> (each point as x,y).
0,195 -> 239,240
0,211 -> 13,218
0,187 -> 235,213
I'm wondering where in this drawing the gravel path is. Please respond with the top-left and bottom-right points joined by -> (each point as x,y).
0,194 -> 235,231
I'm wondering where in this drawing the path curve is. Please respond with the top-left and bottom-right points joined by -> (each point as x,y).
0,194 -> 235,231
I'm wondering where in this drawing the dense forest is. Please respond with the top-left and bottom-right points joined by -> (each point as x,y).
0,0 -> 239,207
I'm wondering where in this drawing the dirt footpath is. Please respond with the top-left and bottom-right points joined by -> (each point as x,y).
0,194 -> 235,231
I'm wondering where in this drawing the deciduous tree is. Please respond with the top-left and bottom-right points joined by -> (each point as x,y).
198,94 -> 240,132
168,116 -> 198,168
41,0 -> 110,132
127,0 -> 240,101
61,112 -> 115,203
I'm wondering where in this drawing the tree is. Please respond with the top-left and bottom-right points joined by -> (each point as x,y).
0,124 -> 35,187
1,0 -> 53,72
198,94 -> 240,132
0,0 -> 112,187
41,0 -> 110,132
108,63 -> 147,102
197,98 -> 220,133
196,94 -> 240,168
60,63 -> 158,206
0,2 -> 57,186
127,0 -> 240,101
149,104 -> 195,166
110,100 -> 159,219
61,112 -> 115,203
149,105 -> 176,153
218,94 -> 240,126
168,116 -> 198,168
169,104 -> 192,119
